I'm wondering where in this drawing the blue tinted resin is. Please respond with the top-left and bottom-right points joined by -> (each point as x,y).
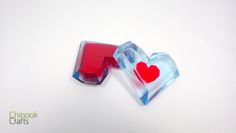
113,41 -> 179,105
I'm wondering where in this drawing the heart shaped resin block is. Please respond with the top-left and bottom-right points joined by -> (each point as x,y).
73,41 -> 119,85
113,41 -> 179,105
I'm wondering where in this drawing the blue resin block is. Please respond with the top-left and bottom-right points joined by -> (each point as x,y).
113,41 -> 179,105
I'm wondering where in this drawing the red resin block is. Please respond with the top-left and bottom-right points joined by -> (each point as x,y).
73,41 -> 119,84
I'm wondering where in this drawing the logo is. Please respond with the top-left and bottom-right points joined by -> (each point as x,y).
73,41 -> 179,105
9,111 -> 37,125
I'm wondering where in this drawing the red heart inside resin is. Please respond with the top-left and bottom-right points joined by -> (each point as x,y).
135,62 -> 160,83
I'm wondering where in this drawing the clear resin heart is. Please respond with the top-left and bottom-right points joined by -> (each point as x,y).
113,41 -> 179,105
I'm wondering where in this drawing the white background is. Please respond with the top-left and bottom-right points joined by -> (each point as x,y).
0,0 -> 236,133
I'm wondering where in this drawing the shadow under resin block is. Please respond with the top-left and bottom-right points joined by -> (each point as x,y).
113,41 -> 179,105
73,41 -> 119,85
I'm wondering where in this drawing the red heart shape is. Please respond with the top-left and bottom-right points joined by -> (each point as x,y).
135,62 -> 160,83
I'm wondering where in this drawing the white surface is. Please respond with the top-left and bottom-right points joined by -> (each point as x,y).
0,0 -> 236,133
